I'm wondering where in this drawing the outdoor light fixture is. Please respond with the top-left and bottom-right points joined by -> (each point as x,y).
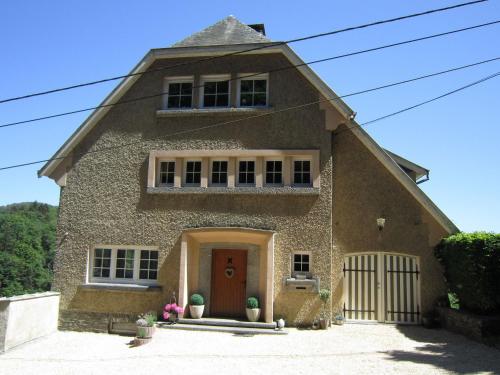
377,217 -> 386,231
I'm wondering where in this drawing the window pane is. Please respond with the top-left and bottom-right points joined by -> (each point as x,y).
294,263 -> 302,272
275,161 -> 282,171
168,162 -> 175,172
219,174 -> 227,184
186,162 -> 194,172
294,173 -> 302,184
239,172 -> 246,183
240,80 -> 252,92
213,161 -> 220,170
95,248 -> 102,258
294,254 -> 301,262
266,173 -> 273,184
303,161 -> 310,172
218,81 -> 229,93
181,83 -> 192,95
193,173 -> 201,184
166,174 -> 174,184
103,259 -> 110,268
240,94 -> 253,106
217,94 -> 229,107
150,251 -> 158,260
140,260 -> 148,269
194,162 -> 201,172
180,96 -> 192,108
103,249 -> 111,257
247,173 -> 255,184
140,270 -> 148,279
254,93 -> 266,106
102,269 -> 110,278
116,269 -> 124,278
125,270 -> 133,279
168,83 -> 180,95
116,259 -> 124,268
93,268 -> 101,277
186,174 -> 193,184
302,263 -> 310,272
167,96 -> 179,108
220,161 -> 228,172
247,161 -> 255,172
204,82 -> 216,94
212,173 -> 220,184
204,95 -> 216,107
150,260 -> 158,270
149,271 -> 157,280
94,258 -> 102,267
254,80 -> 267,92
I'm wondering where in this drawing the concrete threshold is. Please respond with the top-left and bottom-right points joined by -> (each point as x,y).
177,318 -> 277,330
157,322 -> 287,335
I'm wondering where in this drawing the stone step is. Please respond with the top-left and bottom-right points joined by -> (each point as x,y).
157,322 -> 287,335
177,318 -> 277,330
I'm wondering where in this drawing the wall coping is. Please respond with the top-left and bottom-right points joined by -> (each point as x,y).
0,292 -> 60,303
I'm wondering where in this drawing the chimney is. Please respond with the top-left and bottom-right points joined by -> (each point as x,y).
248,24 -> 266,36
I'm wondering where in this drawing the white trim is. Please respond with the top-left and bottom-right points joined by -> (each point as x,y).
162,76 -> 194,110
237,73 -> 269,108
209,158 -> 229,187
199,74 -> 231,108
88,245 -> 159,285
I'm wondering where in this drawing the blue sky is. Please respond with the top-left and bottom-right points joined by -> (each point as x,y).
0,0 -> 499,232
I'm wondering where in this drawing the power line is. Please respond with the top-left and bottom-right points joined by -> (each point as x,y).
0,60 -> 498,172
0,0 -> 487,105
1,20 -> 499,130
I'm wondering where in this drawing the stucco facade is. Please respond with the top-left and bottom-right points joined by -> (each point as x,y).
42,17 -> 456,330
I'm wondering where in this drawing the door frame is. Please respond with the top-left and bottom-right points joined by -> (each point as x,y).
342,251 -> 421,324
210,248 -> 248,318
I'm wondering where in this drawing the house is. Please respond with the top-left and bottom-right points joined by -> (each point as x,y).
39,16 -> 457,330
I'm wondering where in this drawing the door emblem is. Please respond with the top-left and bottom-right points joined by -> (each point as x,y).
224,257 -> 235,279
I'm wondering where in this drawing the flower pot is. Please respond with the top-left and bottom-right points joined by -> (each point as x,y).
277,318 -> 285,330
246,308 -> 261,322
319,318 -> 330,330
334,318 -> 344,325
134,337 -> 152,346
168,313 -> 178,323
136,325 -> 155,339
189,305 -> 204,319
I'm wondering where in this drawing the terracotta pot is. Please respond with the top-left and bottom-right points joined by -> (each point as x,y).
134,337 -> 152,346
246,308 -> 261,322
189,305 -> 204,319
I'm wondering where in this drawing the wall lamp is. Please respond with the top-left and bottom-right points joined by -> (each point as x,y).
377,217 -> 386,231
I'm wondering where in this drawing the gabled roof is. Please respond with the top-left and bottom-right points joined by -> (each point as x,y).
172,16 -> 271,47
38,16 -> 458,234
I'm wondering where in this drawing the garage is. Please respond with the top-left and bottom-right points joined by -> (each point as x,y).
342,253 -> 421,324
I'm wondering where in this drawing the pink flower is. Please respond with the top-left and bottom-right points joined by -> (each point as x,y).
163,312 -> 170,320
164,304 -> 171,312
175,306 -> 184,314
170,303 -> 177,311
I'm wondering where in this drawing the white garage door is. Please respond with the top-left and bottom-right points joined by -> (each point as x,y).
343,253 -> 420,324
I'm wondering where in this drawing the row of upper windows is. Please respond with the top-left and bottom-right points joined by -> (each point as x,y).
157,158 -> 312,187
163,74 -> 268,110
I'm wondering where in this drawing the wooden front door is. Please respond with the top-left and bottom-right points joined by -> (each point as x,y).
211,249 -> 247,318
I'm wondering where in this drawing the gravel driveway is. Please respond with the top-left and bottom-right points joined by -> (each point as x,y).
1,324 -> 499,375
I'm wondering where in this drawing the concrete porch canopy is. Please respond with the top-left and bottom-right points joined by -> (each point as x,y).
179,227 -> 275,323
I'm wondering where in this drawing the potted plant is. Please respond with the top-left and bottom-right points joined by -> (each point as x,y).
334,313 -> 345,325
246,296 -> 261,322
189,293 -> 205,319
134,311 -> 157,346
163,302 -> 184,323
318,289 -> 331,329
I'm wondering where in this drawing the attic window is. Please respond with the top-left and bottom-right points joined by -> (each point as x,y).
201,75 -> 230,108
164,77 -> 193,109
238,74 -> 268,107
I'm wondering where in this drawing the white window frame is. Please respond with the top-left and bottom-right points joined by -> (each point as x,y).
163,76 -> 194,110
200,74 -> 231,108
292,157 -> 313,187
89,245 -> 159,285
183,159 -> 202,186
237,157 -> 256,186
157,158 -> 176,187
264,157 -> 284,186
237,73 -> 269,108
209,158 -> 229,186
291,251 -> 312,277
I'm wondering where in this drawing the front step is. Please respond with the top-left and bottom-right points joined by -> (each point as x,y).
158,322 -> 286,335
177,318 -> 277,330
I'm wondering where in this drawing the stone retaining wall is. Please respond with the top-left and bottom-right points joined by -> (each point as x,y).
59,310 -> 137,334
438,307 -> 500,346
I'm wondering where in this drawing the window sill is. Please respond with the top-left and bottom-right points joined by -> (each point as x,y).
156,107 -> 273,117
80,283 -> 162,292
147,186 -> 319,195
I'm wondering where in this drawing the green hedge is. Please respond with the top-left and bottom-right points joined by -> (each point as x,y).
435,232 -> 500,314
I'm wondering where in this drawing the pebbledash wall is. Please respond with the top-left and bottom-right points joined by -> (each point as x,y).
52,53 -> 449,330
53,53 -> 335,329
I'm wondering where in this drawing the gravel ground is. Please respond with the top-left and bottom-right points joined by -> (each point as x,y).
1,324 -> 499,375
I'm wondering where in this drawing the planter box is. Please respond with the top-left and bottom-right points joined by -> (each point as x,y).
437,307 -> 500,346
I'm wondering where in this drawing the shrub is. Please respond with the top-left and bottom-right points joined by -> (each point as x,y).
190,293 -> 204,306
319,289 -> 331,304
247,297 -> 259,309
435,232 -> 500,314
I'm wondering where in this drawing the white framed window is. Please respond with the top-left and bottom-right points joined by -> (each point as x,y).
157,160 -> 175,186
293,159 -> 312,186
265,159 -> 283,185
292,251 -> 312,276
184,159 -> 202,186
89,246 -> 159,284
210,159 -> 228,186
163,77 -> 194,109
237,159 -> 256,185
237,74 -> 268,107
200,75 -> 230,108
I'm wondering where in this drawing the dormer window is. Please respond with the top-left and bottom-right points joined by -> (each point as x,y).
201,75 -> 230,108
164,77 -> 193,109
293,160 -> 311,186
238,74 -> 268,107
